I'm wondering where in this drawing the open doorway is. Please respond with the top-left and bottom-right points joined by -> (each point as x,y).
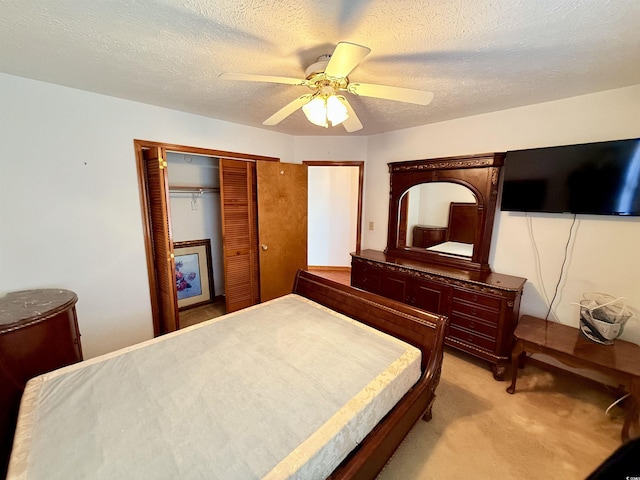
303,161 -> 363,285
165,152 -> 226,328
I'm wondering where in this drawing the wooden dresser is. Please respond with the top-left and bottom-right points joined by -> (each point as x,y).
412,225 -> 447,248
0,289 -> 82,478
351,250 -> 526,380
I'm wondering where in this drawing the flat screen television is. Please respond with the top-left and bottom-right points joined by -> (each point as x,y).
501,138 -> 640,216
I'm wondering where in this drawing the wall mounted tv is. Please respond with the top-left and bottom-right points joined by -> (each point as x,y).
501,138 -> 640,216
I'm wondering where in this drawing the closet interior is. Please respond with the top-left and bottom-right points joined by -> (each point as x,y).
166,152 -> 226,328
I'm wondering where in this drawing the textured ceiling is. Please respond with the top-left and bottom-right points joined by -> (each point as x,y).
1,0 -> 639,136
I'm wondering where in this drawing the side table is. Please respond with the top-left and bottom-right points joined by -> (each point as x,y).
0,289 -> 82,478
507,315 -> 639,442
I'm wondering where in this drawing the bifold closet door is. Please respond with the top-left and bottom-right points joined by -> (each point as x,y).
219,159 -> 260,313
143,147 -> 179,333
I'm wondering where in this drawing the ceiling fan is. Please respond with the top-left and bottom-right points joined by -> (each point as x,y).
219,42 -> 434,132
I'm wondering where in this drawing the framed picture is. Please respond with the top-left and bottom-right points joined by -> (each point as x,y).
173,239 -> 214,310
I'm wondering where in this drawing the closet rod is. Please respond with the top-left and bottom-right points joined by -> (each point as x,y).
168,185 -> 220,194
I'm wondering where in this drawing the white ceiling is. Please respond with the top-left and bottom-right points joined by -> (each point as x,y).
1,0 -> 639,136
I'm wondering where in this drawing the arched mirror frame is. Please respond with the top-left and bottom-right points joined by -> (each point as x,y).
385,153 -> 505,273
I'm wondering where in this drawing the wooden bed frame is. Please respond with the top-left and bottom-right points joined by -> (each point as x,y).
446,202 -> 477,244
411,202 -> 477,248
8,271 -> 447,480
293,270 -> 448,480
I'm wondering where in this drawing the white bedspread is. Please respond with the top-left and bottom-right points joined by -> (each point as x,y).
8,294 -> 421,480
426,240 -> 474,257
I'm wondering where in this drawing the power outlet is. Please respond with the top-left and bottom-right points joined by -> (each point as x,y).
368,221 -> 374,231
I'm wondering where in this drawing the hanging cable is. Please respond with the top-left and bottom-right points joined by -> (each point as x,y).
605,393 -> 630,416
544,214 -> 578,320
527,213 -> 551,307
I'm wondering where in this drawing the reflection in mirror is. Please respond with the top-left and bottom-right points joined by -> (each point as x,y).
398,182 -> 477,258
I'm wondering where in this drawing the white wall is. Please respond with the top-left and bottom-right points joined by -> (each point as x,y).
416,183 -> 476,226
308,166 -> 359,267
293,136 -> 367,164
0,73 -> 294,358
364,85 -> 640,344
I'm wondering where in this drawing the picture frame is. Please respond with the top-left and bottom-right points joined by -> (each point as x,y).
173,239 -> 214,310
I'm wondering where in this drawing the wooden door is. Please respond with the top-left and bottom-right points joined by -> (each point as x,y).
142,147 -> 179,333
256,161 -> 308,302
219,159 -> 260,312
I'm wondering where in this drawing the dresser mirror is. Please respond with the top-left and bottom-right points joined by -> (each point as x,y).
397,182 -> 478,258
385,153 -> 505,272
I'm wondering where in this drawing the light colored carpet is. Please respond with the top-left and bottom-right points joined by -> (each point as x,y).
378,349 -> 624,480
178,300 -> 226,328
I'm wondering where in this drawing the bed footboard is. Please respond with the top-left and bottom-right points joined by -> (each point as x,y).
293,270 -> 448,480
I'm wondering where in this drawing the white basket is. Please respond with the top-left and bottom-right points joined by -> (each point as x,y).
578,293 -> 632,345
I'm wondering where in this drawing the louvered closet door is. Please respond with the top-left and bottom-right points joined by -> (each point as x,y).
143,147 -> 179,333
219,159 -> 260,313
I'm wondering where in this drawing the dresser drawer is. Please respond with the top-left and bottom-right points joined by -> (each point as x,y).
449,311 -> 498,338
355,274 -> 380,292
351,262 -> 381,293
449,324 -> 497,352
454,288 -> 502,310
451,299 -> 499,323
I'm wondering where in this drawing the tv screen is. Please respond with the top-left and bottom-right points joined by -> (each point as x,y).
501,138 -> 640,216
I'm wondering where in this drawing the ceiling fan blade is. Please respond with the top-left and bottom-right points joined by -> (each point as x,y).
220,72 -> 306,86
324,42 -> 371,78
263,95 -> 313,126
337,97 -> 363,132
348,82 -> 434,105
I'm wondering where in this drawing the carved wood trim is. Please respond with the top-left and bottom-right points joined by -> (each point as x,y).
445,337 -> 510,361
352,257 -> 515,296
390,157 -> 495,172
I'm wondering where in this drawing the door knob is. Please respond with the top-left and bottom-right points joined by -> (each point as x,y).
261,244 -> 268,251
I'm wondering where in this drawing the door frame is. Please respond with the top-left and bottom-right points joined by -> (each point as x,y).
134,139 -> 278,336
302,160 -> 364,257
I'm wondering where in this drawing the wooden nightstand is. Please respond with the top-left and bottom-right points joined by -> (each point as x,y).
0,289 -> 82,477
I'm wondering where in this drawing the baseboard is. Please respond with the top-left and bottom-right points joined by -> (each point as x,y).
307,266 -> 351,272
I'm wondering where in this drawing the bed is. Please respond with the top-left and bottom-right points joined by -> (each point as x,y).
414,202 -> 477,258
7,271 -> 447,480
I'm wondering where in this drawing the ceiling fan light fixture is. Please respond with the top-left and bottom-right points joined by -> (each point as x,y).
326,95 -> 348,126
302,96 -> 329,127
222,42 -> 433,131
302,94 -> 349,128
